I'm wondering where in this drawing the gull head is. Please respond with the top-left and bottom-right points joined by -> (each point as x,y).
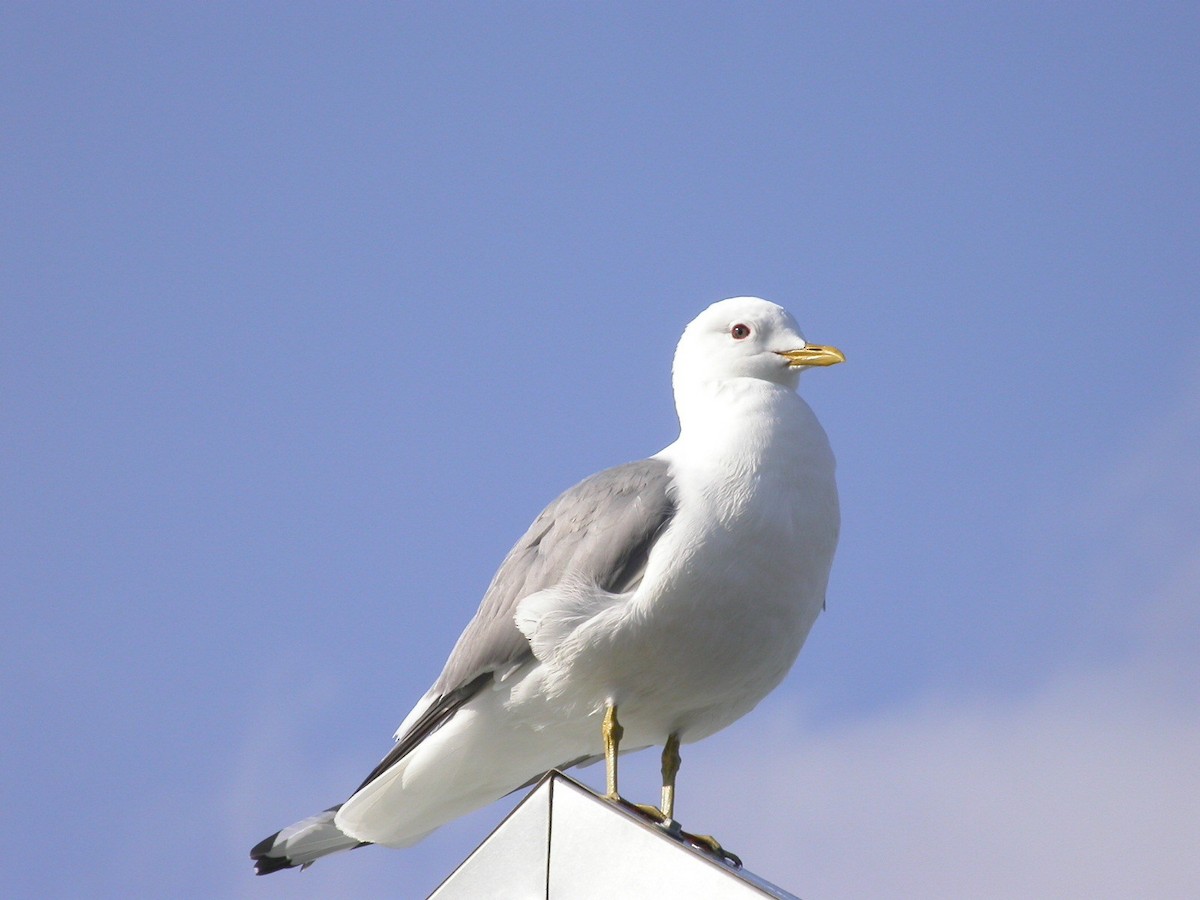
672,297 -> 844,394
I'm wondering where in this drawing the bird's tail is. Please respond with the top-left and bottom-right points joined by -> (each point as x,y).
250,805 -> 368,875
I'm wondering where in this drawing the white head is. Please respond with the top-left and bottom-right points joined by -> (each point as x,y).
672,297 -> 844,397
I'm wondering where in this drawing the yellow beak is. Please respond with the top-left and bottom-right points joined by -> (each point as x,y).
776,345 -> 846,368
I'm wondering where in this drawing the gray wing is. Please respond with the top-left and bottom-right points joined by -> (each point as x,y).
354,457 -> 676,793
434,456 -> 676,693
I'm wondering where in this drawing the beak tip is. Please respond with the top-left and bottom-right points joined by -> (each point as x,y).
778,345 -> 845,368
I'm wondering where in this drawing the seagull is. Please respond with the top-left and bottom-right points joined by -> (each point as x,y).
251,296 -> 843,874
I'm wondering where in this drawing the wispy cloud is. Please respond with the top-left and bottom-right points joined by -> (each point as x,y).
685,654 -> 1199,898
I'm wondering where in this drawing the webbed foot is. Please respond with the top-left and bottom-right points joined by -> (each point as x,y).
681,830 -> 742,867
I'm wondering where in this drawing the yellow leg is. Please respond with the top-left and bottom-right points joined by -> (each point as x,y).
657,732 -> 743,866
629,733 -> 682,824
601,715 -> 737,866
602,703 -> 624,800
660,733 -> 681,821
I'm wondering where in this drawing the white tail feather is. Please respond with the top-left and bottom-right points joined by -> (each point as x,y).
251,807 -> 362,874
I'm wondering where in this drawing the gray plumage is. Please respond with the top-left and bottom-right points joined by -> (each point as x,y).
434,457 -> 676,694
254,458 -> 676,874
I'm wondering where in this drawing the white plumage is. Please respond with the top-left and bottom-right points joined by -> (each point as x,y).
251,296 -> 842,873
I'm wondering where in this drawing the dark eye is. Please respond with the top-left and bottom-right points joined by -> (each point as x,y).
730,323 -> 751,340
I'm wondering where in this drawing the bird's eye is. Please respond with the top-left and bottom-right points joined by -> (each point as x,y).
731,323 -> 751,340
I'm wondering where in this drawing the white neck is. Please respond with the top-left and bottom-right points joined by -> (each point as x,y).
663,377 -> 817,467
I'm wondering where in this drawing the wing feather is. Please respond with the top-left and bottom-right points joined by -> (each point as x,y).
433,457 -> 675,693
356,458 -> 676,791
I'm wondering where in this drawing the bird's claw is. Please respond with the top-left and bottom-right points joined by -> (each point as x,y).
632,805 -> 689,840
610,799 -> 739,865
630,802 -> 668,822
604,792 -> 738,865
682,831 -> 742,867
611,797 -> 674,828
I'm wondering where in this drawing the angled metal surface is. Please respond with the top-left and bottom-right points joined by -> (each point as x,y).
429,771 -> 800,899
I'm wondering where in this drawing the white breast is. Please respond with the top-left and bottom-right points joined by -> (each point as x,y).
553,380 -> 840,742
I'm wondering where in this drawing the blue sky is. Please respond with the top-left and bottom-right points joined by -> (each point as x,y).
3,4 -> 1197,897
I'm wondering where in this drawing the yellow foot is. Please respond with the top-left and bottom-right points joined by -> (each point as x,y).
681,831 -> 742,868
601,792 -> 738,865
631,802 -> 668,822
609,796 -> 664,820
610,798 -> 683,833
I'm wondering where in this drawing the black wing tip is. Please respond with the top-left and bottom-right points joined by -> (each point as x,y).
250,831 -> 296,876
253,854 -> 298,876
